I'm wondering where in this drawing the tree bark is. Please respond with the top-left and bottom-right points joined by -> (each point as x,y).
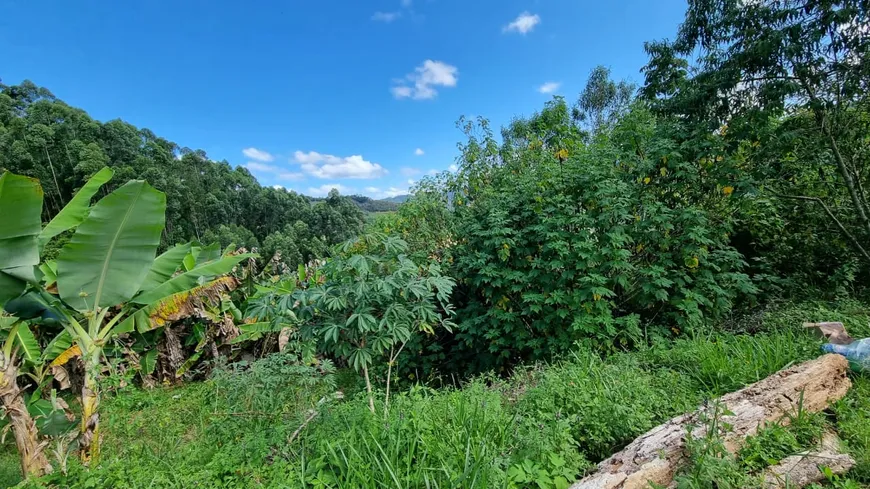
0,353 -> 52,478
79,357 -> 101,465
760,432 -> 854,489
570,354 -> 852,489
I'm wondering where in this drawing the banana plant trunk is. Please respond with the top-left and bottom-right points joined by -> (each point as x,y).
0,353 -> 52,478
79,355 -> 101,465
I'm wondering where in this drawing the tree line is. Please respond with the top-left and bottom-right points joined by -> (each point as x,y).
0,81 -> 367,268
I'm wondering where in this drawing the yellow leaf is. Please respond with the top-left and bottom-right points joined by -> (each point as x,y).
716,155 -> 723,162
643,177 -> 651,184
723,186 -> 734,196
51,345 -> 82,367
659,167 -> 667,176
593,293 -> 602,301
555,148 -> 569,160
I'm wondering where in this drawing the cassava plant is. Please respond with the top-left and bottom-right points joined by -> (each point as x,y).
1,168 -> 253,465
296,234 -> 455,413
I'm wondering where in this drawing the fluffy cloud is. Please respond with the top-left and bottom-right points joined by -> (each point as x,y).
392,60 -> 459,100
242,147 -> 274,162
307,183 -> 353,197
414,148 -> 425,156
538,82 -> 561,94
244,162 -> 303,181
293,151 -> 387,179
372,11 -> 401,22
503,12 -> 540,35
245,162 -> 278,173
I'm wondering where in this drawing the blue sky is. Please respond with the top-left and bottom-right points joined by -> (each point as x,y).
1,0 -> 687,198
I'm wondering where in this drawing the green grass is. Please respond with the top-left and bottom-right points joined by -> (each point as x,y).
4,300 -> 869,488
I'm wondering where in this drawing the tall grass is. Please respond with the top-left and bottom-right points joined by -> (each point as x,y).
9,300 -> 870,488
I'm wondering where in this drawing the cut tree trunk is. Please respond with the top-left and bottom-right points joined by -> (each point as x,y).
570,354 -> 852,489
0,354 -> 52,478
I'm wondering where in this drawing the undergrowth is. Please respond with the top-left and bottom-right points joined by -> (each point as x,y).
6,300 -> 870,488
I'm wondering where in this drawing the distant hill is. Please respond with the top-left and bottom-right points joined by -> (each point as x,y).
383,195 -> 410,204
347,195 -> 401,212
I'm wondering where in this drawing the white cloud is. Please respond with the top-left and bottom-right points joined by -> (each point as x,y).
293,151 -> 387,179
407,179 -> 416,186
448,163 -> 458,172
372,11 -> 401,22
307,183 -> 353,197
242,147 -> 274,162
400,167 -> 422,177
426,169 -> 438,176
538,82 -> 561,94
392,60 -> 459,100
414,148 -> 425,156
273,185 -> 285,190
503,12 -> 540,35
245,162 -> 279,173
277,172 -> 304,181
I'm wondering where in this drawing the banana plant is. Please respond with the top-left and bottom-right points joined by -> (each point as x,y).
0,172 -> 55,478
1,169 -> 254,465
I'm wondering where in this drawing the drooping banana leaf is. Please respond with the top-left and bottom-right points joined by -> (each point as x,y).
115,275 -> 241,334
138,242 -> 192,292
37,167 -> 114,251
130,254 -> 253,306
56,181 -> 166,312
4,290 -> 66,325
0,172 -> 43,306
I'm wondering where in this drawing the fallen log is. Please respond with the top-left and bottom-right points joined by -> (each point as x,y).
569,354 -> 852,489
761,432 -> 855,489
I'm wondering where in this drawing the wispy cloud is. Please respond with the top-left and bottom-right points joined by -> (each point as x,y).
293,151 -> 387,179
538,81 -> 561,94
245,162 -> 278,173
400,167 -> 421,177
372,11 -> 402,22
392,60 -> 459,100
503,12 -> 540,35
307,183 -> 353,197
242,147 -> 274,162
414,148 -> 425,156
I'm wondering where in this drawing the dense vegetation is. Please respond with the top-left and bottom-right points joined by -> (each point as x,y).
1,0 -> 870,488
0,82 -> 378,269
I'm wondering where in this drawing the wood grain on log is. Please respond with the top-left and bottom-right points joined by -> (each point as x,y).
570,354 -> 852,489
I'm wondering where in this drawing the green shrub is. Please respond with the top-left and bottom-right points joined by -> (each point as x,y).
446,103 -> 755,370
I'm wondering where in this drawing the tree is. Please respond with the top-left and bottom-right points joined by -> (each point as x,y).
643,0 -> 870,263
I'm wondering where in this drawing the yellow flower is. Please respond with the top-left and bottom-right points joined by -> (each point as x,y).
716,155 -> 724,162
723,186 -> 734,196
643,177 -> 651,184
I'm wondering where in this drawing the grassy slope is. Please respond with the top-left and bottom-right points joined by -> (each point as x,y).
6,300 -> 870,489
